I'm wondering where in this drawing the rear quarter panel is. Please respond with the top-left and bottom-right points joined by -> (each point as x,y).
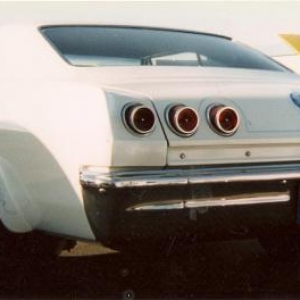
0,25 -> 114,239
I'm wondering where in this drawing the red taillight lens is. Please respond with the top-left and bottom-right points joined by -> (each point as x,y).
208,105 -> 240,135
123,104 -> 156,134
167,105 -> 199,136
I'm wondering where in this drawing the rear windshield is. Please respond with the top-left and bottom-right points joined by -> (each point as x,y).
41,26 -> 288,71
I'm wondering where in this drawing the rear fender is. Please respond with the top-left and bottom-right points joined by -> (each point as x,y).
0,157 -> 41,233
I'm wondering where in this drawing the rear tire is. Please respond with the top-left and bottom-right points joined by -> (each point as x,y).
0,223 -> 76,261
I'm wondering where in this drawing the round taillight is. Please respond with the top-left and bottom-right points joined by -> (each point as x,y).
167,105 -> 199,136
123,104 -> 156,134
208,105 -> 240,135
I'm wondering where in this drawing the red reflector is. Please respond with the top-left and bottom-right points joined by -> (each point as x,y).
208,105 -> 240,135
168,105 -> 199,136
123,104 -> 156,134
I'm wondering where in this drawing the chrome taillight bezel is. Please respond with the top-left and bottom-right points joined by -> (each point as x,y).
122,103 -> 156,135
166,104 -> 200,137
207,104 -> 240,136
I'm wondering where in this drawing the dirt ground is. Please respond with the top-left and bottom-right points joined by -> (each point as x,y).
1,238 -> 300,299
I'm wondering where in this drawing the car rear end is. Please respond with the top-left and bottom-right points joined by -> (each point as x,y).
42,25 -> 300,251
77,71 -> 300,248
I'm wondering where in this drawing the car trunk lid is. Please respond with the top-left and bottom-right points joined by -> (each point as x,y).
86,67 -> 300,166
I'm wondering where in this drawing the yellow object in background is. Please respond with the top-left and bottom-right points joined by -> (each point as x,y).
280,34 -> 300,54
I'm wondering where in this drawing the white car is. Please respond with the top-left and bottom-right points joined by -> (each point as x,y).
1,23 -> 300,259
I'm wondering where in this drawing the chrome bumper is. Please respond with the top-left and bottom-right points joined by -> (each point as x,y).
80,163 -> 300,189
79,163 -> 300,210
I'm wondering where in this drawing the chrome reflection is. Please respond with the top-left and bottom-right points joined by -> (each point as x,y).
126,191 -> 290,211
185,191 -> 290,208
80,163 -> 300,189
127,200 -> 184,211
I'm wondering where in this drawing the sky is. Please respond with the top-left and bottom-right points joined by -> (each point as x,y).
0,1 -> 300,56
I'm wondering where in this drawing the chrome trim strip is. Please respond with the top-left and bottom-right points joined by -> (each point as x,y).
126,192 -> 290,211
185,192 -> 290,208
80,163 -> 300,189
127,200 -> 184,211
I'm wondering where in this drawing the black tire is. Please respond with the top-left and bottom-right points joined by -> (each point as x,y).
0,223 -> 76,261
